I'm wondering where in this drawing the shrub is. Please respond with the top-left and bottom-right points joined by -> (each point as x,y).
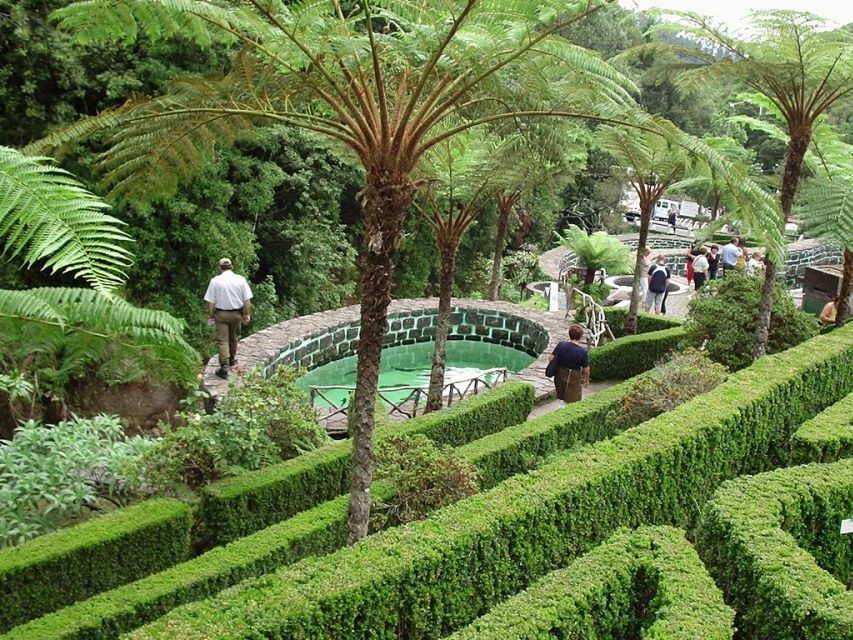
198,382 -> 534,546
696,459 -> 853,639
125,325 -> 853,640
447,526 -> 734,640
142,424 -> 224,491
0,415 -> 154,547
371,435 -> 480,530
0,498 -> 191,633
683,272 -> 818,370
791,390 -> 853,464
608,348 -> 728,429
603,307 -> 683,337
588,327 -> 686,381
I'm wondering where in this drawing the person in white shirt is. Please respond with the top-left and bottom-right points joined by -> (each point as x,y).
204,258 -> 253,379
692,247 -> 710,291
746,252 -> 764,277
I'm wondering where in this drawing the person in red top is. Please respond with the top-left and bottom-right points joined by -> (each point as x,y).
548,324 -> 590,406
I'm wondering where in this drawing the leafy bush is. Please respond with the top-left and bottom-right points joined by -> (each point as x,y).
371,435 -> 480,530
684,272 -> 818,370
143,367 -> 329,493
0,415 -> 154,548
610,349 -> 728,429
588,327 -> 686,381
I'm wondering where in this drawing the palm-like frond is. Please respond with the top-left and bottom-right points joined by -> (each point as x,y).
797,178 -> 853,249
0,288 -> 199,384
556,224 -> 634,273
0,147 -> 132,291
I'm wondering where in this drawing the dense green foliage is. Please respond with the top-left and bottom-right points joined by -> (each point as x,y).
607,349 -> 728,429
791,391 -> 853,464
448,526 -> 733,640
0,415 -> 153,547
589,326 -> 686,381
199,382 -> 535,546
371,435 -> 480,530
697,459 -> 853,639
603,307 -> 684,337
124,324 -> 853,640
0,497 -> 191,632
684,273 -> 819,370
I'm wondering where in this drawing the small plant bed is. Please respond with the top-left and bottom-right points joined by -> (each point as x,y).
697,458 -> 853,639
791,390 -> 853,464
446,526 -> 734,640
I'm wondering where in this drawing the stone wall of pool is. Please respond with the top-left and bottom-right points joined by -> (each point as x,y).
204,299 -> 569,404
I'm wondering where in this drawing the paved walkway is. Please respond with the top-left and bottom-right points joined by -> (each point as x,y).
527,380 -> 616,419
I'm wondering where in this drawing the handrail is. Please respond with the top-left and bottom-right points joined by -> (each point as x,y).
566,287 -> 614,349
309,367 -> 509,423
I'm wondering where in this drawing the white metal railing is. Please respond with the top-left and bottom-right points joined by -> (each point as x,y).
309,367 -> 509,422
565,285 -> 615,348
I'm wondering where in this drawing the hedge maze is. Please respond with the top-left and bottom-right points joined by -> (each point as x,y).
2,319 -> 852,640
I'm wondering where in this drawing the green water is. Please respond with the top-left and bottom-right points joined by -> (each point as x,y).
298,340 -> 535,407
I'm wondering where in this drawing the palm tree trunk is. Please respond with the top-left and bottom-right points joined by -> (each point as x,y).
753,124 -> 810,360
624,202 -> 652,335
487,194 -> 516,301
583,262 -> 596,285
347,172 -> 415,546
837,248 -> 853,327
426,238 -> 459,412
711,191 -> 721,221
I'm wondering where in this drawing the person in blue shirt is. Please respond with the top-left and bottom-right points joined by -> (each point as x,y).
720,237 -> 741,276
549,324 -> 590,405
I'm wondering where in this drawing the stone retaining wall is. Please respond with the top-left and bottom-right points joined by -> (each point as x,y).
204,299 -> 568,404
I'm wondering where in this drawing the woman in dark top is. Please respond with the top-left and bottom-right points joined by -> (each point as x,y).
707,245 -> 720,280
549,324 -> 590,405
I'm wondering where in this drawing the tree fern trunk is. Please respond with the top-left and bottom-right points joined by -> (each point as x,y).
426,239 -> 458,412
753,124 -> 810,360
347,172 -> 414,546
624,202 -> 652,335
487,195 -> 514,301
837,248 -> 853,327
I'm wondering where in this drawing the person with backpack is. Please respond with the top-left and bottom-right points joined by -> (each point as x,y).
643,254 -> 671,315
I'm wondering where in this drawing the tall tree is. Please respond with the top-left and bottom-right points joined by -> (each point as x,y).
638,10 -> 853,358
42,0 -> 642,543
596,125 -> 693,334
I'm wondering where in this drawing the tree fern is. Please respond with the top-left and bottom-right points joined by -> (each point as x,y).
797,179 -> 853,249
0,146 -> 132,292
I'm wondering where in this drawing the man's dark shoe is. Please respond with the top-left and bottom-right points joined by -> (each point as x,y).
215,367 -> 229,379
229,356 -> 238,366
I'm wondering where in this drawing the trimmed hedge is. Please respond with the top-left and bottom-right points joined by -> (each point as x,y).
4,378 -> 641,640
697,459 -> 853,639
447,526 -> 734,640
603,307 -> 683,338
0,498 -> 191,633
126,324 -> 853,640
589,326 -> 686,381
200,381 -> 534,546
791,390 -> 853,464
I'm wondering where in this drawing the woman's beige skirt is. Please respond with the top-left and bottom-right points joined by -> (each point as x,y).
554,368 -> 583,403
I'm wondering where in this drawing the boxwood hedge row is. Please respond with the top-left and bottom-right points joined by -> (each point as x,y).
126,325 -> 853,640
589,326 -> 685,381
4,376 -> 646,640
696,459 -> 853,640
447,526 -> 733,640
791,390 -> 853,464
0,498 -> 191,633
200,380 -> 535,546
603,307 -> 684,337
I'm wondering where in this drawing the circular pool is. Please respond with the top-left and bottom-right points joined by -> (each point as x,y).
298,340 -> 535,407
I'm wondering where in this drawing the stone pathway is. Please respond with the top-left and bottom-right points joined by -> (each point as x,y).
527,380 -> 616,419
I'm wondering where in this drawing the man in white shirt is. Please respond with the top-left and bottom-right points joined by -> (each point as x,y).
204,258 -> 253,379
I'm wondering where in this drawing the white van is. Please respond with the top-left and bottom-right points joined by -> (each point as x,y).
652,199 -> 680,222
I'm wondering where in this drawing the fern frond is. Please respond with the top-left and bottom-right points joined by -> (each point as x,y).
797,178 -> 853,249
0,147 -> 133,291
0,288 -> 199,384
